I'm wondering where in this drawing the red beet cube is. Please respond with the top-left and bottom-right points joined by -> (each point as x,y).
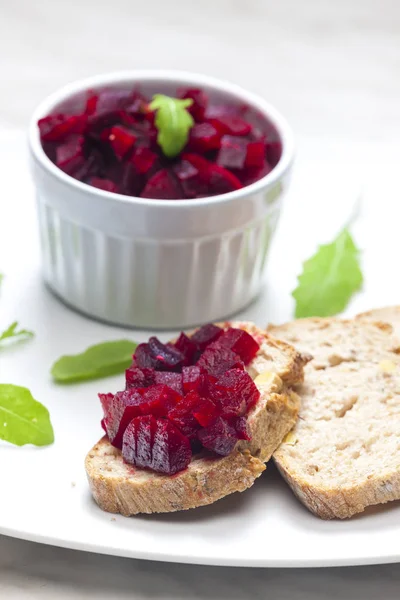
208,164 -> 242,195
218,327 -> 260,364
173,159 -> 209,198
209,368 -> 260,416
38,114 -> 87,142
174,332 -> 197,364
141,384 -> 182,417
55,135 -> 85,176
106,125 -> 136,160
197,345 -> 244,378
125,366 -> 156,390
148,337 -> 185,371
122,415 -> 191,475
191,324 -> 223,350
182,365 -> 208,394
188,123 -> 221,153
193,397 -> 219,427
100,389 -> 145,449
198,416 -> 238,456
141,169 -> 183,200
131,147 -> 158,174
245,141 -> 266,169
168,391 -> 203,439
154,372 -> 183,395
231,416 -> 250,440
178,88 -> 208,121
209,116 -> 252,137
89,177 -> 118,192
217,135 -> 247,170
266,141 -> 282,167
133,339 -> 185,372
85,91 -> 98,116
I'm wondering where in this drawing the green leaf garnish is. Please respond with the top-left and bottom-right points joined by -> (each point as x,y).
149,94 -> 194,158
0,321 -> 34,347
292,227 -> 363,318
0,384 -> 54,446
51,339 -> 138,383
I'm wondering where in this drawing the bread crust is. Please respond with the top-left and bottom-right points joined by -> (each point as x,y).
271,315 -> 400,519
85,322 -> 305,515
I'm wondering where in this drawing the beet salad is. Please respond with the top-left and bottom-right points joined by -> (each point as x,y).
38,86 -> 282,200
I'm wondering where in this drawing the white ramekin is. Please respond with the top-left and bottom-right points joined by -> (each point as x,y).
28,70 -> 294,329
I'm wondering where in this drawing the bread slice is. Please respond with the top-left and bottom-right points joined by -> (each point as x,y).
85,321 -> 308,516
357,306 -> 400,339
269,317 -> 400,519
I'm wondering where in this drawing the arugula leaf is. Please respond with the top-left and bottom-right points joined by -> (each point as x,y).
51,339 -> 138,383
0,384 -> 54,446
0,321 -> 34,347
292,227 -> 363,318
149,94 -> 194,158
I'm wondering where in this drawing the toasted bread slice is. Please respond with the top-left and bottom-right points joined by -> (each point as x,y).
269,317 -> 400,519
85,321 -> 308,516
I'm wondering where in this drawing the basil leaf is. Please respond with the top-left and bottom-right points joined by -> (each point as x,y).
0,384 -> 54,446
51,340 -> 138,383
0,321 -> 34,347
149,94 -> 194,158
292,227 -> 363,318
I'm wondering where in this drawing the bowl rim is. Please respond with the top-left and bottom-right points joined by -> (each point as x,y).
28,69 -> 295,208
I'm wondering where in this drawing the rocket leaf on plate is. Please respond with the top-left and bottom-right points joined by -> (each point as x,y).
0,384 -> 54,446
149,94 -> 194,158
51,339 -> 138,383
292,227 -> 363,318
0,321 -> 34,347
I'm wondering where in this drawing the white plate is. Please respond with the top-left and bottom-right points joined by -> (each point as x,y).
1,133 -> 400,568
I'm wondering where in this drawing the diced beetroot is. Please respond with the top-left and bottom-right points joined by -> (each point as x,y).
216,135 -> 247,170
141,384 -> 182,417
188,123 -> 221,153
100,389 -> 145,449
89,177 -> 118,192
133,339 -> 185,372
182,365 -> 208,394
205,104 -> 243,119
191,323 -> 223,350
174,332 -> 198,364
266,140 -> 282,167
106,126 -> 136,160
168,391 -> 203,439
131,147 -> 157,174
125,366 -> 156,390
55,135 -> 85,176
231,416 -> 250,440
94,89 -> 135,115
193,397 -> 219,427
140,169 -> 183,200
178,88 -> 208,121
148,337 -> 185,371
209,368 -> 260,416
245,141 -> 266,169
99,392 -> 114,413
85,91 -> 98,116
173,159 -> 209,198
208,164 -> 242,195
122,415 -> 191,475
218,327 -> 260,364
133,343 -> 159,369
197,345 -> 244,378
100,418 -> 107,433
151,418 -> 192,474
209,116 -> 252,136
154,372 -> 183,394
240,161 -> 273,187
198,416 -> 238,456
38,114 -> 87,142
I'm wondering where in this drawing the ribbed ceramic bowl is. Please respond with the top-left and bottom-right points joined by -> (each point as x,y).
28,70 -> 294,329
